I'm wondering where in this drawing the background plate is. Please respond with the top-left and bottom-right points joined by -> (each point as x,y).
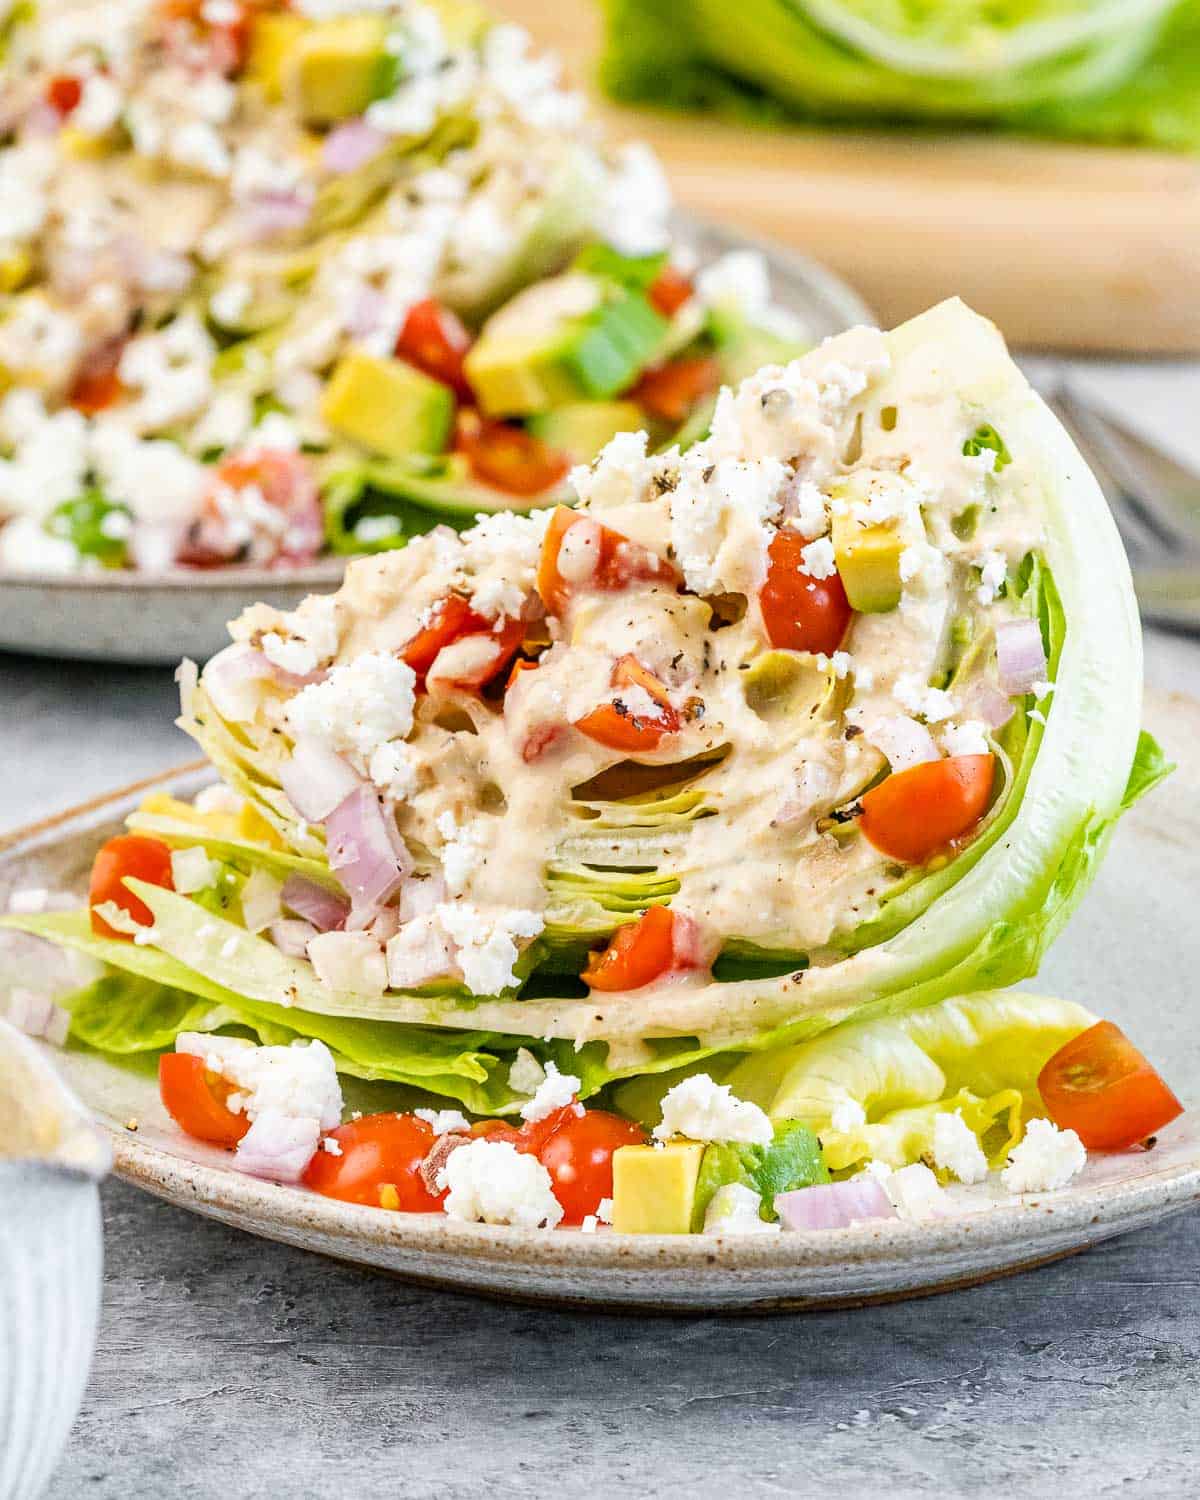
1,689 -> 1195,1313
0,217 -> 872,668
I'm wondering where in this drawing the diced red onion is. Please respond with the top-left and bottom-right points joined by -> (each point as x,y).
996,619 -> 1047,697
346,283 -> 388,340
868,716 -> 939,772
322,118 -> 386,173
279,735 -> 361,822
966,681 -> 1015,731
369,907 -> 401,944
244,189 -> 314,242
5,988 -> 69,1047
269,916 -> 320,957
670,911 -> 714,972
203,643 -> 271,723
326,786 -> 410,924
233,1110 -> 321,1183
280,874 -> 349,933
775,1179 -> 897,1231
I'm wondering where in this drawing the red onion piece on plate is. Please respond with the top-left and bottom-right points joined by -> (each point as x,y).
233,1110 -> 321,1183
280,875 -> 349,933
269,916 -> 320,957
775,1178 -> 897,1231
279,735 -> 361,821
996,619 -> 1048,697
322,118 -> 386,173
326,786 -> 410,923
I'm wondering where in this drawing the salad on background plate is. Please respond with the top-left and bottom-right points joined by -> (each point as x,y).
0,0 -> 807,577
3,297 -> 1183,1239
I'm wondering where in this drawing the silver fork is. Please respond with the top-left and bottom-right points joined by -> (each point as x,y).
1039,385 -> 1200,633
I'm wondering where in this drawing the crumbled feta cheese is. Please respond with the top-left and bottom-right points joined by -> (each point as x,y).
285,652 -> 416,767
670,454 -> 786,596
596,1196 -> 613,1224
306,930 -> 388,997
435,810 -> 487,896
593,142 -> 671,257
117,314 -> 214,432
415,1108 -> 470,1136
814,650 -> 853,680
1001,1118 -> 1086,1193
570,429 -> 650,511
882,1162 -> 948,1221
0,397 -> 90,522
0,515 -> 81,574
436,902 -> 543,996
783,478 -> 829,540
459,509 -> 548,621
829,1098 -> 867,1133
931,1110 -> 989,1185
169,846 -> 219,895
519,1061 -> 581,1124
893,673 -> 958,724
703,1182 -> 781,1234
369,740 -> 419,802
939,719 -> 991,758
72,73 -> 123,137
975,549 -> 1007,606
322,1136 -> 343,1156
799,535 -> 837,581
580,1214 -> 599,1234
508,1047 -> 546,1096
6,887 -> 49,914
385,913 -> 457,989
176,1034 -> 342,1130
439,1138 -> 564,1229
259,597 -> 341,679
89,424 -> 208,531
653,1074 -> 773,1146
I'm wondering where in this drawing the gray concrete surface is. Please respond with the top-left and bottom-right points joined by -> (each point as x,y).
4,607 -> 1200,1498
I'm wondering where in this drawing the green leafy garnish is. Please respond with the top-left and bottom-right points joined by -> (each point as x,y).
691,1121 -> 829,1229
44,490 -> 131,568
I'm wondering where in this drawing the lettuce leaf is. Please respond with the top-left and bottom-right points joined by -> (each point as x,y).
599,0 -> 1200,151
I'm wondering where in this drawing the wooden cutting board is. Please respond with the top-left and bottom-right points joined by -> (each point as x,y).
497,0 -> 1200,354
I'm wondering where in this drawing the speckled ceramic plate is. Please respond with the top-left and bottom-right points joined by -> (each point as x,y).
2,689 -> 1197,1313
0,217 -> 873,667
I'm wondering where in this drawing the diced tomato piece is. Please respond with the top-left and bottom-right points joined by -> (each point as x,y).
180,449 -> 322,566
46,75 -> 83,116
647,265 -> 695,319
1038,1021 -> 1183,1151
575,655 -> 681,754
859,754 -> 994,865
582,904 -> 680,992
401,593 -> 523,693
303,1113 -> 445,1210
539,1109 -> 646,1224
89,834 -> 174,939
395,299 -> 473,400
158,1052 -> 250,1148
456,411 -> 569,498
429,616 -> 525,692
632,356 -> 721,426
536,506 -> 678,617
157,0 -> 251,72
521,723 -> 567,764
68,340 -> 127,415
759,528 -> 853,655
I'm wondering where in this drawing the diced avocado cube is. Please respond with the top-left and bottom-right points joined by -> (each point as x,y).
247,12 -> 309,101
321,351 -> 455,459
286,16 -> 395,126
527,401 -> 644,463
0,247 -> 32,293
465,273 -> 668,418
831,510 -> 903,614
610,1142 -> 705,1235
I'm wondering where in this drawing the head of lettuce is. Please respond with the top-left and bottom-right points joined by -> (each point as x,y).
5,298 -> 1168,1114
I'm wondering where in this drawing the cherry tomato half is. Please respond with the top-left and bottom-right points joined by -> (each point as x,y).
400,594 -> 524,693
303,1113 -> 444,1211
158,1052 -> 249,1148
575,655 -> 681,754
536,508 -> 678,617
632,356 -> 720,426
89,834 -> 174,939
395,298 -> 473,400
456,412 -> 569,498
646,266 -> 695,319
45,74 -> 83,116
1038,1021 -> 1183,1151
859,754 -> 994,865
759,528 -> 853,656
582,904 -> 678,993
539,1110 -> 646,1224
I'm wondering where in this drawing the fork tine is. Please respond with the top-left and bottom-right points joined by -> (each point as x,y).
1054,388 -> 1195,554
1042,393 -> 1162,564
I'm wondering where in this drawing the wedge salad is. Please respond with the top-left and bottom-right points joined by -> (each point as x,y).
0,0 -> 804,575
5,297 -> 1182,1235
